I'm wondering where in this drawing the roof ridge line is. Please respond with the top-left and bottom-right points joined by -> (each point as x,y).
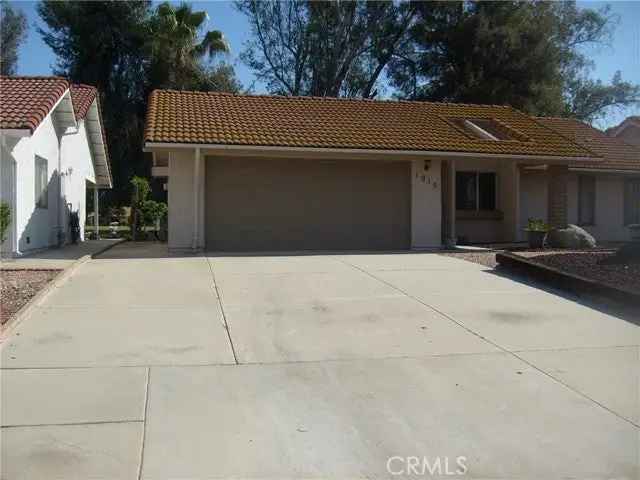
149,89 -> 512,109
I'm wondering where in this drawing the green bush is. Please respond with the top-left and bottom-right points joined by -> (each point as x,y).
141,200 -> 168,227
129,176 -> 151,240
525,218 -> 549,232
0,201 -> 10,243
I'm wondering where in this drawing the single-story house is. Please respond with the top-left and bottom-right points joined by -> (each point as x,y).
143,90 -> 610,252
522,118 -> 640,243
0,76 -> 112,256
607,116 -> 640,147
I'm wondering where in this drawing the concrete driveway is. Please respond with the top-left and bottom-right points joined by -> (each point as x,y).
1,242 -> 639,479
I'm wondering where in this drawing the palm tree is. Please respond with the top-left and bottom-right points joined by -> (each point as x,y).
151,2 -> 230,90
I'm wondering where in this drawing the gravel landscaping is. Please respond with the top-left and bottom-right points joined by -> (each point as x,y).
0,269 -> 61,325
513,249 -> 640,295
439,251 -> 498,268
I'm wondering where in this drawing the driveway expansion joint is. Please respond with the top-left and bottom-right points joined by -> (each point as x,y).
336,256 -> 640,430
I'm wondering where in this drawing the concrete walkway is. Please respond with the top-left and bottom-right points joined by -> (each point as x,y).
0,239 -> 122,269
1,242 -> 638,479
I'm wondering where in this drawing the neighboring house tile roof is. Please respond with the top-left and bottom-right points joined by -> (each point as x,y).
70,84 -> 98,120
0,76 -> 112,187
144,90 -> 599,160
606,115 -> 640,136
0,76 -> 99,132
0,76 -> 70,131
537,117 -> 640,172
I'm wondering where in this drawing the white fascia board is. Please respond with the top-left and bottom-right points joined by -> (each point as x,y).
87,100 -> 112,188
143,141 -> 601,164
569,167 -> 640,175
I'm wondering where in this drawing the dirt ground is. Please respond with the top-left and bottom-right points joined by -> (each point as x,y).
1,269 -> 61,325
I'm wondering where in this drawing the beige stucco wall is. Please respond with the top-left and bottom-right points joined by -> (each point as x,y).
411,158 -> 442,248
567,172 -> 633,242
454,158 -> 519,244
519,171 -> 548,240
166,150 -> 443,251
520,170 -> 635,242
168,150 -> 196,250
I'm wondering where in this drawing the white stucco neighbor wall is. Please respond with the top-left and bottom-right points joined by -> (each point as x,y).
411,158 -> 441,248
0,115 -> 98,255
60,120 -> 97,242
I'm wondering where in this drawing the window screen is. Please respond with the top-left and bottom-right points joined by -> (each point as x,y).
456,172 -> 477,210
456,171 -> 497,211
578,175 -> 595,225
35,156 -> 48,209
478,172 -> 496,210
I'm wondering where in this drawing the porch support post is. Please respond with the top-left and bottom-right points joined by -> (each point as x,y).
447,158 -> 456,247
547,164 -> 569,229
93,186 -> 100,240
192,147 -> 201,250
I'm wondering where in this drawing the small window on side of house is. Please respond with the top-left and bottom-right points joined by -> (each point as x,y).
624,178 -> 640,225
35,156 -> 48,209
578,175 -> 595,226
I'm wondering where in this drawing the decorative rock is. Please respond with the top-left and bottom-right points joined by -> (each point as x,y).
546,224 -> 596,249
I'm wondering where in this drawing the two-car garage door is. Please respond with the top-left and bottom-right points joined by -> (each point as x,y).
205,157 -> 410,251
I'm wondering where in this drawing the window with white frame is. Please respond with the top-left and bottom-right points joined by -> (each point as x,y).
624,178 -> 640,225
35,156 -> 48,209
456,171 -> 497,211
578,175 -> 596,226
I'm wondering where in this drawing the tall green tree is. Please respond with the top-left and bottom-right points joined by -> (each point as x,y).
37,0 -> 240,204
0,0 -> 27,75
389,1 -> 639,123
38,0 -> 152,204
149,2 -> 231,90
237,0 -> 416,98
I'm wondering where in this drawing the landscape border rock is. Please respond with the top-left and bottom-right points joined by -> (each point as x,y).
495,251 -> 640,309
546,224 -> 596,249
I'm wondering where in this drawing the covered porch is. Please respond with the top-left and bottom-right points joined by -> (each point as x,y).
441,156 -> 571,246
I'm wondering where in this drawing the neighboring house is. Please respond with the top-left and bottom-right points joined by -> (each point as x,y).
144,90 -> 605,252
520,118 -> 640,242
606,116 -> 640,147
0,76 -> 112,256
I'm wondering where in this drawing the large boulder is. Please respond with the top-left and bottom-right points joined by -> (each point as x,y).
546,224 -> 596,249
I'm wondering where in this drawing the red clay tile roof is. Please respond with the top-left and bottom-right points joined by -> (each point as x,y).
0,77 -> 99,133
144,90 -> 599,160
0,76 -> 70,131
537,117 -> 640,171
70,84 -> 98,120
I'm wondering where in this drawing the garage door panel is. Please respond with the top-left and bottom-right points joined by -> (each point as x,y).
206,157 -> 409,251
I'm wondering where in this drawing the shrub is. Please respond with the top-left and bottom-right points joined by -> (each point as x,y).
0,201 -> 11,243
525,218 -> 549,232
141,200 -> 168,227
129,176 -> 151,240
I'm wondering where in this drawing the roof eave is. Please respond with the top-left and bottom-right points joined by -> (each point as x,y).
143,140 -> 600,164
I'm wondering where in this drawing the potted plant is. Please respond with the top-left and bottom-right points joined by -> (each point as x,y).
524,218 -> 549,249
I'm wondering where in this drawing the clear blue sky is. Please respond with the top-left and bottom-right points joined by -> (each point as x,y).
13,0 -> 640,129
